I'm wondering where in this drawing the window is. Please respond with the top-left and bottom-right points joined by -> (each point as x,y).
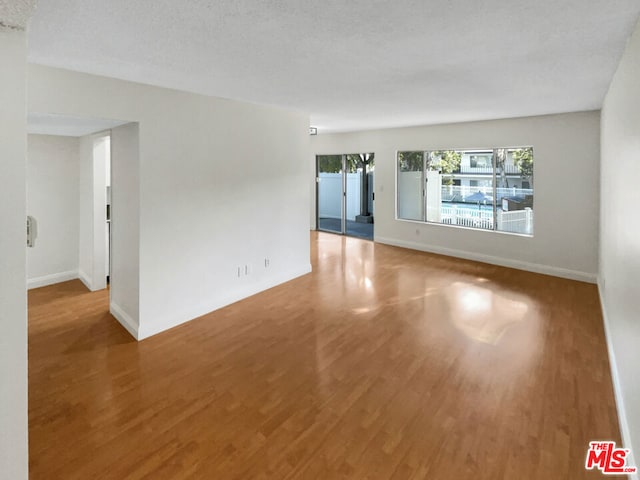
397,147 -> 534,235
470,154 -> 492,168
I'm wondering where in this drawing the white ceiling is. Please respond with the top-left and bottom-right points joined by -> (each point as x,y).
27,0 -> 640,133
27,112 -> 129,136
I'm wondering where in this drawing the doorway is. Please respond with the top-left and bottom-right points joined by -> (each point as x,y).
316,153 -> 374,240
92,133 -> 111,288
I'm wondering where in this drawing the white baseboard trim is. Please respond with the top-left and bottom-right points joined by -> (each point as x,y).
78,270 -> 93,291
78,270 -> 108,292
28,270 -> 78,289
137,263 -> 312,341
597,278 -> 638,480
110,302 -> 139,340
375,236 -> 597,283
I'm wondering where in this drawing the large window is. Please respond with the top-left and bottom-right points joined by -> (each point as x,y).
397,147 -> 534,235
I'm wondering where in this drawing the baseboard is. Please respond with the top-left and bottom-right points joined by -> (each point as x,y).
110,302 -> 139,340
375,236 -> 597,283
78,270 -> 93,291
597,278 -> 638,480
28,270 -> 78,289
137,263 -> 312,341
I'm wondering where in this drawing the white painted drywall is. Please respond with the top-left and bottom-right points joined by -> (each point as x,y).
78,133 -> 93,287
600,17 -> 640,477
311,111 -> 600,282
28,112 -> 128,137
0,29 -> 29,480
78,132 -> 108,291
91,134 -> 108,291
28,65 -> 311,340
109,123 -> 140,336
26,134 -> 80,288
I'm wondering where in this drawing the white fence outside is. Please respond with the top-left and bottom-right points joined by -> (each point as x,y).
440,205 -> 533,234
497,208 -> 534,235
441,205 -> 494,230
398,171 -> 423,221
318,173 -> 374,221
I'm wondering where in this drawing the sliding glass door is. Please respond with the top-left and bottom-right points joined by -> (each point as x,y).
316,154 -> 374,240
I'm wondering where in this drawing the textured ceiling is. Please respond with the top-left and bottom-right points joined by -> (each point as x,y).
0,0 -> 37,30
28,0 -> 640,132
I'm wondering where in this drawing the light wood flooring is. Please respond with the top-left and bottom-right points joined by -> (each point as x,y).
28,232 -> 622,479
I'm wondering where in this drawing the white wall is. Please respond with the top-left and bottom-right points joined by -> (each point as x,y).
0,29 -> 29,480
110,123 -> 140,335
600,17 -> 640,477
78,132 -> 108,291
311,112 -> 600,282
28,65 -> 311,340
27,134 -> 80,288
91,134 -> 108,292
78,133 -> 93,287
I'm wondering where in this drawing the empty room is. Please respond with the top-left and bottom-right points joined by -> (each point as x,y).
1,1 -> 640,479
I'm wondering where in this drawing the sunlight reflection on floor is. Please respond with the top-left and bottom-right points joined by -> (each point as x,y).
446,281 -> 529,345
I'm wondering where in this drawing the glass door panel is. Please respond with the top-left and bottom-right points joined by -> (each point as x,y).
345,154 -> 374,240
317,155 -> 344,234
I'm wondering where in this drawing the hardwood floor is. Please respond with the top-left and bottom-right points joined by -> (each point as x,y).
28,232 -> 622,479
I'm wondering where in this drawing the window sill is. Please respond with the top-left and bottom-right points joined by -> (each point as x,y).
395,217 -> 534,238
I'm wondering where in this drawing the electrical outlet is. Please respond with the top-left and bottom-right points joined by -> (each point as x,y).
264,258 -> 270,268
245,264 -> 252,275
237,266 -> 242,277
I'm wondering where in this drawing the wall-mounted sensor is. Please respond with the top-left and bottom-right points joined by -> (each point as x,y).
309,127 -> 318,135
27,216 -> 38,247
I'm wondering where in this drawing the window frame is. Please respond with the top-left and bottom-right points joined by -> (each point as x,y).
395,146 -> 534,237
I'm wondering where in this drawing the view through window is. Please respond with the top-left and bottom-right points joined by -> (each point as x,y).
397,147 -> 534,235
317,153 -> 375,240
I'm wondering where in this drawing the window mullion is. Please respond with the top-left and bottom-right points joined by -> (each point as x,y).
492,149 -> 498,230
423,151 -> 427,223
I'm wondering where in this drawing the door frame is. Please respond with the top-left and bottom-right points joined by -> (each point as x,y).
316,154 -> 374,239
